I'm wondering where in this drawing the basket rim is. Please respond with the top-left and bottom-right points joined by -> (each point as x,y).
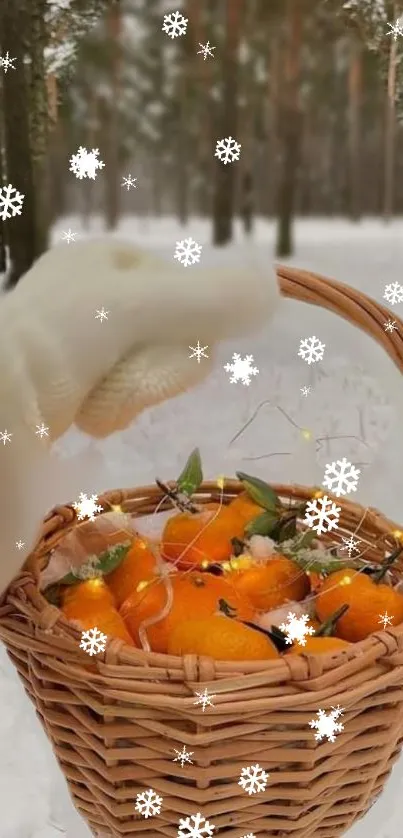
1,479 -> 403,682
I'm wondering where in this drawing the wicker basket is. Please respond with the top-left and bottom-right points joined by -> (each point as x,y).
1,264 -> 403,838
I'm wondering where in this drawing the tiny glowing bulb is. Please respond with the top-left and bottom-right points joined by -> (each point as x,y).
301,429 -> 312,441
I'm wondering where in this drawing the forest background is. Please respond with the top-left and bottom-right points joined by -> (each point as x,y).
0,0 -> 402,287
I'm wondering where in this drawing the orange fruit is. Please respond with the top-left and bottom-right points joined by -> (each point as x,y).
120,571 -> 254,653
61,582 -> 134,645
107,536 -> 159,607
168,615 -> 280,661
227,556 -> 310,611
161,503 -> 244,569
316,568 -> 403,642
228,492 -> 263,526
285,636 -> 351,656
62,578 -> 116,612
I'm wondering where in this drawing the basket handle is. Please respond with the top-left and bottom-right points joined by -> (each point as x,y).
276,264 -> 403,372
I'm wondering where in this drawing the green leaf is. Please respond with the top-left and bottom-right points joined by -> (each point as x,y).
294,530 -> 317,550
236,471 -> 280,511
177,448 -> 203,496
276,514 -> 297,543
245,510 -> 279,536
57,542 -> 131,587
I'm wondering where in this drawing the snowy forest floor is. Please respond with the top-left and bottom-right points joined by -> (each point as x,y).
1,215 -> 403,837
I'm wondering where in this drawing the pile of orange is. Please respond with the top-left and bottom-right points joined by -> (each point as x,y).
56,483 -> 403,662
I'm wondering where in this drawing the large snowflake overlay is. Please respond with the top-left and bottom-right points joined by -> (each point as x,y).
383,282 -> 403,306
173,745 -> 194,767
238,763 -> 269,795
162,11 -> 188,39
0,52 -> 17,73
279,613 -> 315,647
304,495 -> 341,535
224,353 -> 259,385
73,492 -> 103,521
194,688 -> 216,712
69,146 -> 105,180
298,335 -> 326,365
309,706 -> 344,743
189,341 -> 209,363
174,237 -> 202,267
177,812 -> 215,837
379,612 -> 393,629
215,136 -> 241,164
387,19 -> 403,39
0,184 -> 24,221
340,535 -> 361,557
322,457 -> 360,497
135,788 -> 163,819
197,41 -> 216,60
79,627 -> 107,657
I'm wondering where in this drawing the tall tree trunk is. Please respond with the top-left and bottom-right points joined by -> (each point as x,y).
0,83 -> 7,274
212,0 -> 243,246
347,35 -> 362,220
1,0 -> 36,288
195,1 -> 215,216
239,0 -> 257,236
104,2 -> 121,231
265,40 -> 280,217
383,4 -> 398,221
29,0 -> 50,258
81,92 -> 98,230
275,0 -> 302,258
176,0 -> 197,225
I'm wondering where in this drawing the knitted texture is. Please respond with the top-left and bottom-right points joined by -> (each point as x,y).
0,239 -> 280,592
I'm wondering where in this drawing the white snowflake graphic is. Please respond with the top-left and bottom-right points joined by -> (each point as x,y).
177,812 -> 215,838
0,184 -> 24,221
79,627 -> 107,656
300,386 -> 311,396
379,612 -> 393,629
174,237 -> 202,267
73,492 -> 103,521
194,688 -> 216,712
340,535 -> 361,557
162,10 -> 188,39
16,540 -> 25,550
62,228 -> 76,244
215,136 -> 241,165
173,745 -> 194,767
69,146 -> 105,180
238,763 -> 269,796
322,457 -> 360,498
121,174 -> 137,190
95,307 -> 109,323
35,423 -> 49,438
279,613 -> 315,647
189,341 -> 209,363
224,353 -> 259,386
384,319 -> 398,333
197,41 -> 216,60
387,19 -> 403,39
304,495 -> 341,535
0,429 -> 12,445
298,335 -> 326,365
135,788 -> 163,819
383,282 -> 403,306
309,706 -> 344,743
0,52 -> 17,73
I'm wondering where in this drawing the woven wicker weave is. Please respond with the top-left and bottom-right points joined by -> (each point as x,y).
1,265 -> 403,838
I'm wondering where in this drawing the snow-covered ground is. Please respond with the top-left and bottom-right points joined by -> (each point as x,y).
1,215 -> 403,838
